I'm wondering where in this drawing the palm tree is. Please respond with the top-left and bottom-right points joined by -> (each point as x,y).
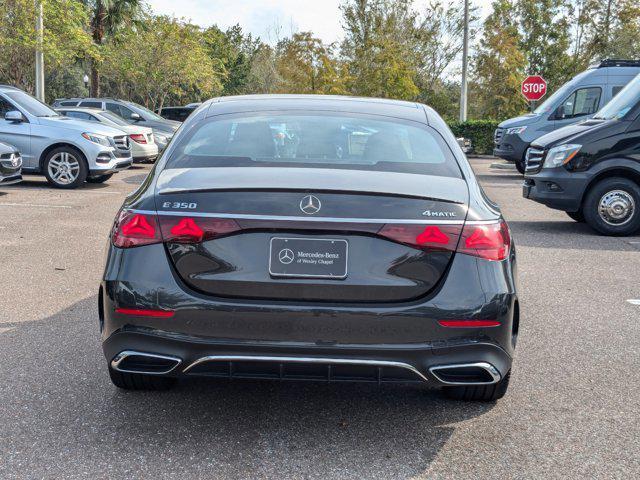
86,0 -> 142,96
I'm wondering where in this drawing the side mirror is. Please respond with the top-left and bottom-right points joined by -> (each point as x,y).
5,110 -> 24,123
130,113 -> 141,121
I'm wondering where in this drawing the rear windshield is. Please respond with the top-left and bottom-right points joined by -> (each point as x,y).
165,113 -> 461,177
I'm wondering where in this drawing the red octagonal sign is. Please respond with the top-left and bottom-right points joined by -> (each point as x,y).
521,75 -> 547,101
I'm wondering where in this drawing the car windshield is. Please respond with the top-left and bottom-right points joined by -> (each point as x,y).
166,113 -> 461,178
533,84 -> 572,114
126,101 -> 165,121
98,110 -> 131,126
593,74 -> 640,120
5,91 -> 59,117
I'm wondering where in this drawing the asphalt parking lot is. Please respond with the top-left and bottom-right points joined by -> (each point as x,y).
0,159 -> 639,479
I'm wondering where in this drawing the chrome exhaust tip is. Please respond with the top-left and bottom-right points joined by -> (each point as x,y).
429,362 -> 501,385
111,351 -> 182,375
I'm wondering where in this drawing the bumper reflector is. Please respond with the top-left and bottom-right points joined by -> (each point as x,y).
438,320 -> 500,328
115,308 -> 174,318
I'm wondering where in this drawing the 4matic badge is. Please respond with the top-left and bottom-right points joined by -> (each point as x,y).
422,209 -> 457,217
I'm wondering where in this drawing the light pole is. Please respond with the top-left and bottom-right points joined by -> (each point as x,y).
459,0 -> 469,122
83,74 -> 90,91
35,0 -> 45,101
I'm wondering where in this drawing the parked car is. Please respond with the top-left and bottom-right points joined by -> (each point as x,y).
523,73 -> 640,236
0,140 -> 22,185
52,97 -> 180,151
155,105 -> 197,122
495,59 -> 640,173
0,86 -> 132,188
101,95 -> 518,402
56,107 -> 159,163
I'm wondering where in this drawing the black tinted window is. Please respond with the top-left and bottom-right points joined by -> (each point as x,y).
167,113 -> 461,178
59,101 -> 78,106
79,101 -> 102,108
0,96 -> 16,117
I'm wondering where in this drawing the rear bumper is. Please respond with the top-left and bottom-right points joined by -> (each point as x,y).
103,328 -> 512,386
523,167 -> 589,212
100,242 -> 518,386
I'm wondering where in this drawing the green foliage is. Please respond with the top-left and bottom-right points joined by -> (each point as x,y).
0,0 -> 93,93
100,15 -> 221,109
447,120 -> 500,155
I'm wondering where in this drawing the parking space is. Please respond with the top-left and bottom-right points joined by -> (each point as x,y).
0,159 -> 638,479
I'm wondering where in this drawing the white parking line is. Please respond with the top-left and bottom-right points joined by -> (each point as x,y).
0,202 -> 73,209
627,299 -> 640,306
0,327 -> 14,334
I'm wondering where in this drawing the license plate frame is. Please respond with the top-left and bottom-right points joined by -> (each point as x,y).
269,237 -> 348,279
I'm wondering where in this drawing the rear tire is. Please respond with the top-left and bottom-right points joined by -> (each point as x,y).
43,146 -> 88,189
442,371 -> 511,402
86,173 -> 113,184
583,177 -> 640,236
108,365 -> 176,391
566,210 -> 585,222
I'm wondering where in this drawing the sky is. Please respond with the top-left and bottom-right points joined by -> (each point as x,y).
147,0 -> 494,44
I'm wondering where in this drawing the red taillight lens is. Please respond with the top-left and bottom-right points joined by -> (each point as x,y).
459,221 -> 511,261
129,133 -> 147,144
438,319 -> 501,328
377,224 -> 461,251
112,211 -> 242,248
112,211 -> 161,248
159,216 -> 241,243
116,307 -> 174,318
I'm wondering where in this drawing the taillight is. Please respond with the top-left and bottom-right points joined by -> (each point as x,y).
111,210 -> 241,248
377,224 -> 462,252
159,216 -> 240,243
459,221 -> 511,261
129,133 -> 147,144
377,220 -> 510,261
112,211 -> 161,248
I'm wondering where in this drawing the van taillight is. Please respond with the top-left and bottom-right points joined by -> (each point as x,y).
112,210 -> 241,248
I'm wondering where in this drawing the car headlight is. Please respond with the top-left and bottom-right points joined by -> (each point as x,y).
82,132 -> 110,147
505,126 -> 527,135
543,144 -> 581,168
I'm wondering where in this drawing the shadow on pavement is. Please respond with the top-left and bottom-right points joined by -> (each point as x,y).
14,178 -> 111,190
0,296 -> 494,479
508,220 -> 640,250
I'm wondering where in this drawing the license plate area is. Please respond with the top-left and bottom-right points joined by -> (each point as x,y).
269,237 -> 348,279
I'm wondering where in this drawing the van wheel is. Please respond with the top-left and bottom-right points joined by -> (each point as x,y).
43,146 -> 88,189
442,371 -> 511,402
86,173 -> 113,184
583,177 -> 640,236
566,210 -> 585,222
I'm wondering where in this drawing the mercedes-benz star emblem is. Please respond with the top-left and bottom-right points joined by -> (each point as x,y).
299,195 -> 321,215
278,248 -> 295,264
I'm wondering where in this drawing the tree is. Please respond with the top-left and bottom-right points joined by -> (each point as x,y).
275,32 -> 348,94
84,0 -> 143,96
340,0 -> 419,100
516,0 -> 573,91
100,15 -> 221,109
472,0 -> 527,119
0,0 -> 93,95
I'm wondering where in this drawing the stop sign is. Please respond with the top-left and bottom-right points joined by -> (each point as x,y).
521,75 -> 547,101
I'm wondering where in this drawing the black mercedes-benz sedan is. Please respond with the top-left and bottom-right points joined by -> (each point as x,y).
100,95 -> 518,401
